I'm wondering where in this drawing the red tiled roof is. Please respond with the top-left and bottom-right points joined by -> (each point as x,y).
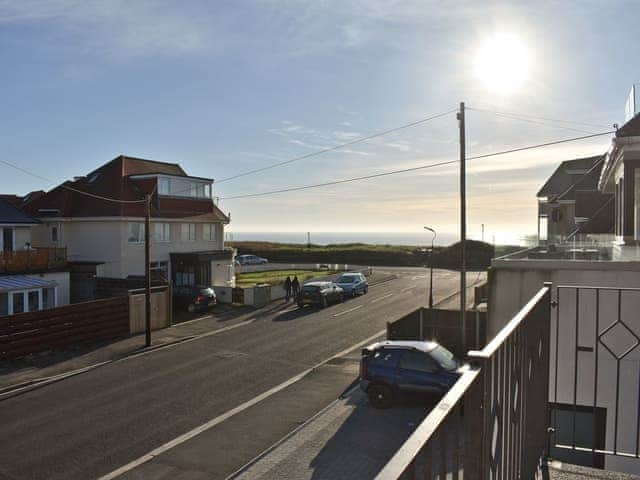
23,155 -> 226,221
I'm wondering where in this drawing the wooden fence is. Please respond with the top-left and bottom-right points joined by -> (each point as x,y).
0,297 -> 129,359
0,247 -> 67,273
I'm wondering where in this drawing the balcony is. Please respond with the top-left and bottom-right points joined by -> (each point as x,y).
0,247 -> 67,273
376,283 -> 640,479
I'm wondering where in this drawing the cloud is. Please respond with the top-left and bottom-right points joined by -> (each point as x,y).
332,130 -> 361,141
0,0 -> 223,60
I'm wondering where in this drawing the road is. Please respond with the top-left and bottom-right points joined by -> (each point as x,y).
0,269 -> 482,480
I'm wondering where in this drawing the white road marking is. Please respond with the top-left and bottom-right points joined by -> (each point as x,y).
371,293 -> 394,303
401,286 -> 415,293
98,328 -> 387,480
277,306 -> 298,314
332,305 -> 364,317
411,275 -> 427,280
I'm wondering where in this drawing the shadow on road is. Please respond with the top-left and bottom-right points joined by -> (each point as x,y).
307,393 -> 438,480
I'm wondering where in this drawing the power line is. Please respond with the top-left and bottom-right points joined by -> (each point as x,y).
220,130 -> 615,200
215,109 -> 457,184
467,106 -> 610,129
468,108 -> 596,135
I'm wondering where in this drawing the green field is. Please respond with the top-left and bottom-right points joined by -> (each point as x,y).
228,240 -> 515,269
235,269 -> 338,288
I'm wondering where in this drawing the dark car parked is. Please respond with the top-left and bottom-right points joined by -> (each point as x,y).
359,340 -> 465,408
297,281 -> 344,308
173,285 -> 217,313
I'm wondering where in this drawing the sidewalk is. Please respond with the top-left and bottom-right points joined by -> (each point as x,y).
0,303 -> 258,391
231,388 -> 434,480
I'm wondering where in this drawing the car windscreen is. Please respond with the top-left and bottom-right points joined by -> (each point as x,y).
199,288 -> 214,295
430,345 -> 459,371
337,276 -> 357,283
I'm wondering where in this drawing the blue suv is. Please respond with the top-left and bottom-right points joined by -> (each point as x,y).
359,340 -> 465,408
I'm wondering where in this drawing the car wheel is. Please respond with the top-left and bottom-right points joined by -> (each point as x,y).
187,304 -> 196,313
364,287 -> 368,294
321,296 -> 328,308
368,384 -> 393,409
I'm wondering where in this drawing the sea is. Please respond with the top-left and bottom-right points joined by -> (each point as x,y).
224,231 -> 534,247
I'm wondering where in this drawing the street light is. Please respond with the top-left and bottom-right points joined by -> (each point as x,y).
424,226 -> 436,311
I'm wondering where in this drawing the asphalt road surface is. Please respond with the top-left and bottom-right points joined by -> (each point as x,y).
0,268 -> 482,480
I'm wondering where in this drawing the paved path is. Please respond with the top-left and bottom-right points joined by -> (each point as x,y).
0,269 -> 483,480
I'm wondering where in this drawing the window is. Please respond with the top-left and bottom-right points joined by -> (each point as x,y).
42,288 -> 55,309
28,291 -> 39,312
2,227 -> 14,251
429,345 -> 459,371
181,223 -> 196,241
150,261 -> 169,282
51,226 -> 58,242
157,176 -> 212,199
153,223 -> 171,242
399,350 -> 439,373
0,293 -> 7,316
12,292 -> 24,314
203,224 -> 215,241
128,223 -> 145,243
159,177 -> 170,195
538,215 -> 548,242
370,349 -> 399,366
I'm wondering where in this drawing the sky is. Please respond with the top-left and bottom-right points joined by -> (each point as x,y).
1,0 -> 639,243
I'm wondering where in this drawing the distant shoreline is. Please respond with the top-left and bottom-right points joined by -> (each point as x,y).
224,231 -> 535,247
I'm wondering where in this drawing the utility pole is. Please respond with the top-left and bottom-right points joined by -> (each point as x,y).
458,102 -> 467,349
481,223 -> 485,242
145,194 -> 151,348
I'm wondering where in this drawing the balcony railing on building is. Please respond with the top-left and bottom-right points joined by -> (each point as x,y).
376,282 -> 640,479
376,284 -> 552,479
0,247 -> 67,273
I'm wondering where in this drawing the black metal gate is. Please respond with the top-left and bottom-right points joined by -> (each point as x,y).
550,285 -> 640,467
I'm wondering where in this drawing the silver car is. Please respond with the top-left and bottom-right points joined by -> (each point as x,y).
335,272 -> 368,297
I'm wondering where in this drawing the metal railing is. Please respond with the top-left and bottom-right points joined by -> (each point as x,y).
551,285 -> 640,465
376,283 -> 552,480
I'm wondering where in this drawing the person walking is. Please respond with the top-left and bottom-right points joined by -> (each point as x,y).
292,276 -> 300,299
284,276 -> 292,301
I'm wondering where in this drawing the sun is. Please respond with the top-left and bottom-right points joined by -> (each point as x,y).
474,33 -> 530,94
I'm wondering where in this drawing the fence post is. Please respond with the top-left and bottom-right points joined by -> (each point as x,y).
543,282 -> 553,461
464,363 -> 487,480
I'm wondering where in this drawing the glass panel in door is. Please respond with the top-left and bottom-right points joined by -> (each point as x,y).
12,292 -> 24,314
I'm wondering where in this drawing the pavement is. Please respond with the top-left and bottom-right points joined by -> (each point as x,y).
231,388 -> 435,480
0,267 -> 484,480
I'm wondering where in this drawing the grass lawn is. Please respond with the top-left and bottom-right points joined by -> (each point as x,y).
236,269 -> 338,287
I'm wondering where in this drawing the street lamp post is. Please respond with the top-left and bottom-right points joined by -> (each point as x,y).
419,226 -> 436,341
